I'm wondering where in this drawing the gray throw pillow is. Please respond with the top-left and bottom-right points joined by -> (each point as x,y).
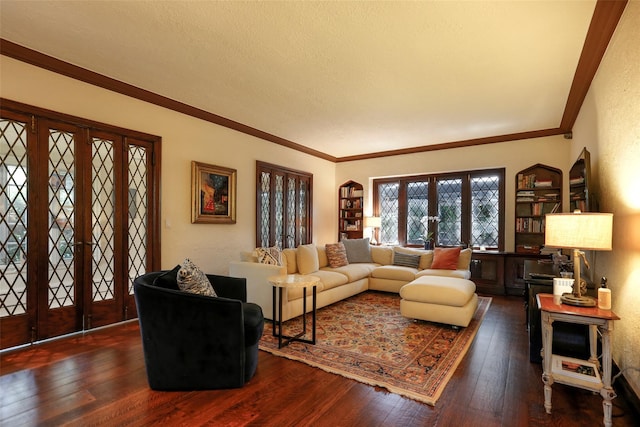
342,238 -> 372,263
393,252 -> 421,269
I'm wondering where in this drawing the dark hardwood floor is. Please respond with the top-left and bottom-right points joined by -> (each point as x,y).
1,295 -> 638,426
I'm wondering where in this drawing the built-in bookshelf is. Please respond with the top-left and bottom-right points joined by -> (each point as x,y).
569,147 -> 591,212
515,164 -> 562,254
338,180 -> 363,241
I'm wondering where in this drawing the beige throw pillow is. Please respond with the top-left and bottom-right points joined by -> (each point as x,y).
297,244 -> 319,274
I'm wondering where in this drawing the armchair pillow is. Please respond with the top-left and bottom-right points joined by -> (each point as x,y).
152,265 -> 181,290
431,247 -> 462,270
177,258 -> 217,296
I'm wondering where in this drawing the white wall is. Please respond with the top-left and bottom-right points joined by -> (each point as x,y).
0,56 -> 337,274
336,136 -> 572,251
571,1 -> 640,397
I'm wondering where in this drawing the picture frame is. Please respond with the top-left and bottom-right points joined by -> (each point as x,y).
191,161 -> 237,224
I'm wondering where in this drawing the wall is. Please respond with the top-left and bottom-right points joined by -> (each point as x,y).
571,1 -> 640,397
336,136 -> 572,251
0,56 -> 337,274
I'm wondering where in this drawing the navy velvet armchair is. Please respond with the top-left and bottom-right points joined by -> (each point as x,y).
133,270 -> 264,390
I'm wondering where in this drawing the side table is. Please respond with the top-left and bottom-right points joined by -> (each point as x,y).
537,293 -> 620,427
268,274 -> 320,349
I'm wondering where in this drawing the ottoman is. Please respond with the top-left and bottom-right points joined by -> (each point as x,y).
399,276 -> 479,327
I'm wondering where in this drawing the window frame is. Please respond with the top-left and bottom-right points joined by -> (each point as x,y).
373,168 -> 505,251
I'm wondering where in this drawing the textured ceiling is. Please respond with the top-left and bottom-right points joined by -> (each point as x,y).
0,1 -> 598,158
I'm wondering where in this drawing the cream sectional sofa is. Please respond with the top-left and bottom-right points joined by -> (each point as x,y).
228,244 -> 472,322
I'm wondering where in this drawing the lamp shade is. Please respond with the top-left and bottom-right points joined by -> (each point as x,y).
545,212 -> 613,250
364,216 -> 381,228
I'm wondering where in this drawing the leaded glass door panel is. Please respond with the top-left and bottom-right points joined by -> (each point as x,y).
1,102 -> 159,350
0,111 -> 35,348
37,119 -> 85,339
256,162 -> 312,249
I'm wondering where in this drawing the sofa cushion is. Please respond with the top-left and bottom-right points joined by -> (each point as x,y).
400,276 -> 476,307
254,246 -> 283,266
177,258 -> 217,297
297,244 -> 319,274
282,248 -> 297,274
317,245 -> 329,268
325,242 -> 349,268
371,245 -> 393,265
321,263 -> 376,282
371,264 -> 419,282
394,246 -> 434,270
431,247 -> 461,270
342,238 -> 372,263
286,271 -> 346,301
416,268 -> 472,280
393,252 -> 420,268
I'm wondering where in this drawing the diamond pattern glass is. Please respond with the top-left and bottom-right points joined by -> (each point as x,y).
471,175 -> 499,248
406,181 -> 429,245
298,180 -> 307,245
127,145 -> 148,294
48,129 -> 76,309
259,171 -> 270,247
287,177 -> 296,249
92,137 -> 115,301
274,174 -> 284,249
1,119 -> 28,317
379,182 -> 399,245
437,178 -> 462,246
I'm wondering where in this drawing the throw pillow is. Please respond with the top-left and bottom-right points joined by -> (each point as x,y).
393,252 -> 421,268
431,247 -> 462,270
297,244 -> 319,275
457,248 -> 473,270
177,258 -> 217,297
152,265 -> 181,290
394,246 -> 434,270
342,238 -> 372,263
254,246 -> 283,266
325,242 -> 349,268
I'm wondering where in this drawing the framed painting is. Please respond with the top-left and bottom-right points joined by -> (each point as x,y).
191,161 -> 237,224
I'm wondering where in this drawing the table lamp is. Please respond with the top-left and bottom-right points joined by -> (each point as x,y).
364,216 -> 381,245
544,211 -> 613,307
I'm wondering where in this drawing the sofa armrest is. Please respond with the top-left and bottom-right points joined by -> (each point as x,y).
229,261 -> 286,320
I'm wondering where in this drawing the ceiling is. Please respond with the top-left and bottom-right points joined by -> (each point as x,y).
0,1 -> 624,161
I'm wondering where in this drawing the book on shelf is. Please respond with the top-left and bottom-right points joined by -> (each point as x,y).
340,186 -> 363,198
534,180 -> 553,187
569,176 -> 585,185
552,355 -> 601,384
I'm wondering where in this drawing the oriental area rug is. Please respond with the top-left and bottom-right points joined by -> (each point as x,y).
259,291 -> 491,406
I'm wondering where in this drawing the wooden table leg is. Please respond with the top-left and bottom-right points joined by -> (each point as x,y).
540,310 -> 554,414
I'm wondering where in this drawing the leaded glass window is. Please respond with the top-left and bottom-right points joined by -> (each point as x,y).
374,169 -> 504,250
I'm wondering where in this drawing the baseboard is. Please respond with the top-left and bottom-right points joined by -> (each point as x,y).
613,361 -> 640,419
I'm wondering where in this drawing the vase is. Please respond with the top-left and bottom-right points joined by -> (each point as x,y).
424,241 -> 432,250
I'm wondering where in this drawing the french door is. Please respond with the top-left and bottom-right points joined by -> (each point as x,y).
0,102 -> 160,349
256,161 -> 312,249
